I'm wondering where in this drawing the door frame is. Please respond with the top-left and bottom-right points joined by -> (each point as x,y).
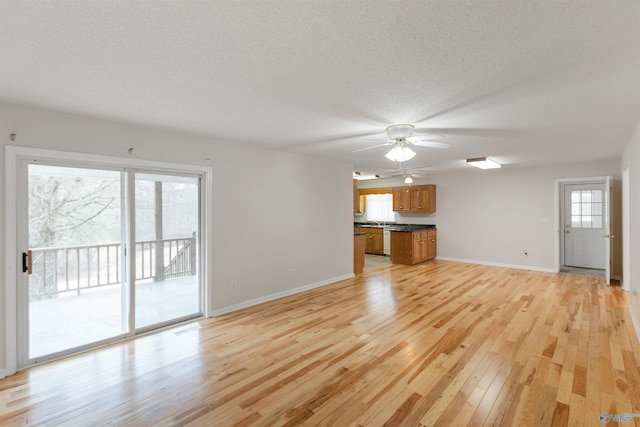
4,146 -> 213,375
554,176 -> 612,282
622,167 -> 631,291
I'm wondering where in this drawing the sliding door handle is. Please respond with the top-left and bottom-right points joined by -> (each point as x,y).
22,250 -> 33,274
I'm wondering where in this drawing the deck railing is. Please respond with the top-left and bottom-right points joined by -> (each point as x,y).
29,235 -> 196,298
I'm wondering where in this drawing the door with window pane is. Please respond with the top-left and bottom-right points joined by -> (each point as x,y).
134,173 -> 201,329
25,164 -> 127,361
563,183 -> 606,269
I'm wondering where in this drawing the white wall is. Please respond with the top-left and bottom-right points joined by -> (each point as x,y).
0,102 -> 354,373
622,119 -> 640,339
358,159 -> 622,273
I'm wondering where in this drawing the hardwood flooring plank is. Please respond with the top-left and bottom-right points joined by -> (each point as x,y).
550,401 -> 570,427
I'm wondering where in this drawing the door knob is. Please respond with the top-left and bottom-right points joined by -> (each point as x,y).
601,234 -> 615,239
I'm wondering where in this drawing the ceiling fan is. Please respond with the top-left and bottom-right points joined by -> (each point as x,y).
379,166 -> 433,184
352,124 -> 450,162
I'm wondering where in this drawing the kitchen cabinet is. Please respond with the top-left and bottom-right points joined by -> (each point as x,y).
392,185 -> 436,212
353,180 -> 361,214
390,229 -> 437,265
353,181 -> 366,214
392,187 -> 411,211
354,233 -> 365,274
354,227 -> 384,255
411,185 -> 436,212
426,229 -> 437,260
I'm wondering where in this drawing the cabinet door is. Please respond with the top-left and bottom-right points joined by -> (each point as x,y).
371,234 -> 384,254
426,229 -> 437,260
364,231 -> 383,254
393,187 -> 411,211
411,232 -> 423,264
365,232 -> 373,253
411,186 -> 435,212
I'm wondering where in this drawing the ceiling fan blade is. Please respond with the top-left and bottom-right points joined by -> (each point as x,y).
411,140 -> 451,149
363,138 -> 395,142
413,127 -> 522,138
351,142 -> 391,153
408,133 -> 445,140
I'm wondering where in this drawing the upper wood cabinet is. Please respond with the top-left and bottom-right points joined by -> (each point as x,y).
392,187 -> 411,211
410,185 -> 436,212
392,185 -> 436,212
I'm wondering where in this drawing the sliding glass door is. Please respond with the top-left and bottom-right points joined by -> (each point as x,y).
134,172 -> 201,329
19,161 -> 203,366
26,164 -> 126,360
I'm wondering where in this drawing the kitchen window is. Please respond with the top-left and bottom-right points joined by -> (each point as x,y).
366,194 -> 395,222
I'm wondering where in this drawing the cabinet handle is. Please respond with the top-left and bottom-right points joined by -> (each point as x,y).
431,239 -> 436,242
418,205 -> 422,208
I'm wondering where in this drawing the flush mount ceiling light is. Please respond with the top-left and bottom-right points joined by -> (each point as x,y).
353,171 -> 380,180
385,143 -> 416,162
466,157 -> 501,169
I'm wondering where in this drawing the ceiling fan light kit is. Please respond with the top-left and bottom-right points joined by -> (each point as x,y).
466,157 -> 501,169
404,175 -> 413,184
385,145 -> 416,162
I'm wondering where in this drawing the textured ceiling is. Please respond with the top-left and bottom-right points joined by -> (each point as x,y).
1,0 -> 639,175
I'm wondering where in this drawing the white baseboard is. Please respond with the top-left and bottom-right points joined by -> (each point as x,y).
435,257 -> 556,273
621,279 -> 631,291
0,368 -> 6,379
209,273 -> 355,317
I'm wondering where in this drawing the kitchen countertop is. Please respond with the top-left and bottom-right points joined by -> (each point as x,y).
354,223 -> 435,232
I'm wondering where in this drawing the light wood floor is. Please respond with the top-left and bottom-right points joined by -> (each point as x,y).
1,261 -> 639,426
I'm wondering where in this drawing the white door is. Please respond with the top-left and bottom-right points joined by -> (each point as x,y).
563,183 -> 607,270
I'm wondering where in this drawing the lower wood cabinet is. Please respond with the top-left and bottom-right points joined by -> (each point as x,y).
354,233 -> 365,274
354,227 -> 384,255
390,229 -> 437,265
